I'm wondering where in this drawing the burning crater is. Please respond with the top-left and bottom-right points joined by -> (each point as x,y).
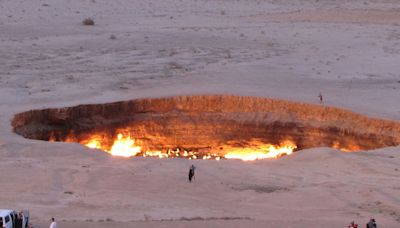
11,95 -> 400,161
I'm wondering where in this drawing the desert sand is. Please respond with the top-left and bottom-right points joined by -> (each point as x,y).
0,0 -> 400,227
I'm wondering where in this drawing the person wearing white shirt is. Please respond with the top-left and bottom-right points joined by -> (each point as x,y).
49,218 -> 57,228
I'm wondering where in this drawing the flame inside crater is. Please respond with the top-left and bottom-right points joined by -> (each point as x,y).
83,133 -> 297,161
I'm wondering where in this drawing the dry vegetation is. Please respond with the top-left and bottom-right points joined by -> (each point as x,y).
82,18 -> 95,26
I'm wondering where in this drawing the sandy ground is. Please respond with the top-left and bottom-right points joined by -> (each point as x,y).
1,0 -> 400,227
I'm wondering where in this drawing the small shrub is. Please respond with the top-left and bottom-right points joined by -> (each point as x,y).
82,18 -> 95,26
144,214 -> 151,221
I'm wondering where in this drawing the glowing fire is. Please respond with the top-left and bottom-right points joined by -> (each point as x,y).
332,141 -> 361,152
109,134 -> 141,157
83,133 -> 297,161
224,141 -> 297,161
84,133 -> 141,157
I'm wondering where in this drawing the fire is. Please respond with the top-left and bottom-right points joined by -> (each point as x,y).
224,141 -> 297,161
84,133 -> 141,157
86,140 -> 101,149
86,138 -> 102,149
82,133 -> 297,160
332,141 -> 361,152
143,150 -> 168,158
109,134 -> 141,157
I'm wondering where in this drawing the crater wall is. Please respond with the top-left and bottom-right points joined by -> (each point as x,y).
11,95 -> 400,152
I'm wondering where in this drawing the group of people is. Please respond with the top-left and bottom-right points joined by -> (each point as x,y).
348,218 -> 377,228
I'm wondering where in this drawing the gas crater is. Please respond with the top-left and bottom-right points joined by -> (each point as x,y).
11,95 -> 400,160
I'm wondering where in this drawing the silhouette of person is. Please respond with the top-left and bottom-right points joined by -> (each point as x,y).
318,92 -> 323,103
188,167 -> 194,182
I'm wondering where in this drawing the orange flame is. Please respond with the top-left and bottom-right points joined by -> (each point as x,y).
83,133 -> 297,160
109,134 -> 141,157
224,141 -> 297,161
332,141 -> 361,152
84,133 -> 141,157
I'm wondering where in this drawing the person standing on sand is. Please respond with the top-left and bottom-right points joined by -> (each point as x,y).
49,218 -> 57,228
318,92 -> 323,103
15,213 -> 23,228
191,164 -> 196,178
367,218 -> 377,228
188,164 -> 196,182
188,166 -> 194,182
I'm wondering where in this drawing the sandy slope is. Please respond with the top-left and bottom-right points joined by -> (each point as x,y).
0,0 -> 400,227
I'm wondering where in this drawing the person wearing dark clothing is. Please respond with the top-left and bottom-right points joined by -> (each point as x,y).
318,92 -> 323,103
188,168 -> 194,182
367,218 -> 377,228
190,164 -> 196,177
188,164 -> 196,182
15,213 -> 23,228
